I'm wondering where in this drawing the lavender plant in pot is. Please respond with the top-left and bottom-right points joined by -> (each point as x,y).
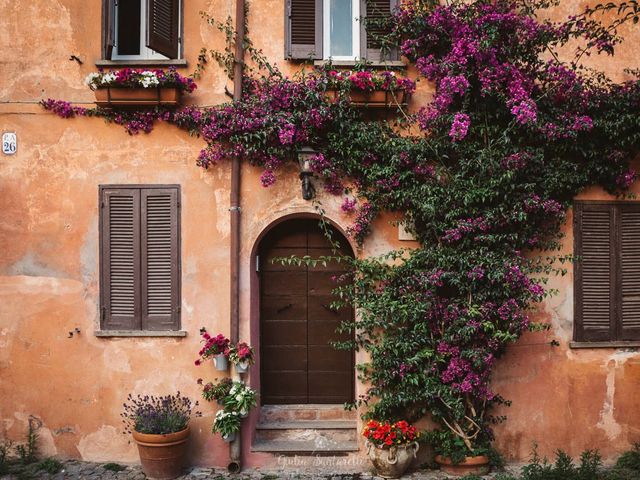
195,328 -> 230,371
122,393 -> 200,480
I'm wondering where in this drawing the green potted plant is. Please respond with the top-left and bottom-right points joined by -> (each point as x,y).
223,382 -> 257,418
199,377 -> 233,405
228,342 -> 255,373
212,410 -> 241,443
122,393 -> 200,480
429,429 -> 491,476
363,420 -> 420,479
195,328 -> 230,371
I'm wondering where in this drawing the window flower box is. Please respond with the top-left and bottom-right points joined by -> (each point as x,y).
323,70 -> 414,108
94,86 -> 181,107
326,88 -> 410,108
86,67 -> 196,108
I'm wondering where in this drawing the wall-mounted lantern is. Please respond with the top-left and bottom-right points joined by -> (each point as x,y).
297,146 -> 317,201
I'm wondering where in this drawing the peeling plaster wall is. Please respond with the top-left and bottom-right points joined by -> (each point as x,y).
0,0 -> 639,467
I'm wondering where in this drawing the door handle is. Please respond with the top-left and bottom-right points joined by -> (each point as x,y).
277,303 -> 293,313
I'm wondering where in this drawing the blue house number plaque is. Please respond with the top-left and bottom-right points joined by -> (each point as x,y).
2,132 -> 17,155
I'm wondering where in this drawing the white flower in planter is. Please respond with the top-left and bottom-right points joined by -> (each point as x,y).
101,73 -> 117,85
140,71 -> 160,88
84,72 -> 101,87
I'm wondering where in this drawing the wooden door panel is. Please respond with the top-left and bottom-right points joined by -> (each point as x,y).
308,346 -> 352,370
307,248 -> 351,270
262,371 -> 308,397
262,320 -> 307,345
261,345 -> 307,370
308,271 -> 343,295
260,218 -> 354,405
308,320 -> 350,343
308,372 -> 352,402
262,271 -> 307,295
261,295 -> 307,320
262,222 -> 308,248
262,247 -> 308,271
308,295 -> 351,322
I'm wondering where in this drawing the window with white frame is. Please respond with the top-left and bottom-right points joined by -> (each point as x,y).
323,0 -> 360,60
286,0 -> 397,63
103,0 -> 182,61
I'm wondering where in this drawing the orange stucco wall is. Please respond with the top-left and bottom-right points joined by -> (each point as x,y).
0,0 -> 638,469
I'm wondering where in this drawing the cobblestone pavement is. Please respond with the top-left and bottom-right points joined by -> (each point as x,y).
0,459 -> 523,480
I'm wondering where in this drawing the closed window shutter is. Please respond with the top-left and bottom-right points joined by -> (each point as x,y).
141,188 -> 180,330
363,0 -> 398,61
286,0 -> 322,59
619,205 -> 640,340
102,0 -> 116,59
574,203 -> 615,342
101,189 -> 141,330
146,0 -> 180,59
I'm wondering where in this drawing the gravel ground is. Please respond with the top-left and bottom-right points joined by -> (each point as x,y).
0,459 -> 524,480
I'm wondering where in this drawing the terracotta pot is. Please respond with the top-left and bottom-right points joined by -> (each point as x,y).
435,455 -> 490,477
366,440 -> 419,479
94,87 -> 180,107
326,89 -> 408,108
132,426 -> 190,480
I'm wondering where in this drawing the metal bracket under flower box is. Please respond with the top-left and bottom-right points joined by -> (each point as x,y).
326,89 -> 410,108
94,87 -> 181,107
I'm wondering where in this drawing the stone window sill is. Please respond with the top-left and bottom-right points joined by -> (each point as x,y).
95,59 -> 188,68
312,60 -> 406,69
95,330 -> 187,338
570,341 -> 640,349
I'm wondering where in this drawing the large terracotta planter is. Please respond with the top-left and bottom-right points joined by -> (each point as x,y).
132,426 -> 190,479
94,87 -> 180,107
435,455 -> 490,477
366,440 -> 419,479
326,89 -> 409,108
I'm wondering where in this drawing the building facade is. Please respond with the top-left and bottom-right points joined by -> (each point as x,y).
1,0 -> 639,471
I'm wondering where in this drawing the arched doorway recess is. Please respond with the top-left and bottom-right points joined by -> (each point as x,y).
257,218 -> 355,404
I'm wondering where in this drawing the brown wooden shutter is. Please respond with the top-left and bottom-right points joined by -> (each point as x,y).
101,188 -> 141,330
141,188 -> 180,330
146,0 -> 180,59
102,0 -> 116,59
363,0 -> 398,61
574,203 -> 616,342
619,205 -> 640,340
285,0 -> 322,60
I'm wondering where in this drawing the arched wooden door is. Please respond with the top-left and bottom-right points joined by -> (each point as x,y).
259,218 -> 354,404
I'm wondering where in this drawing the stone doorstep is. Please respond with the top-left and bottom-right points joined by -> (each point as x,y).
251,439 -> 361,453
259,405 -> 357,423
257,420 -> 357,430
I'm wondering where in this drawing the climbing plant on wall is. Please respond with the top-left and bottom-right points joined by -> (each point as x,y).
42,0 -> 640,461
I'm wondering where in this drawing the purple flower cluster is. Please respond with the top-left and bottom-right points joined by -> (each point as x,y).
341,197 -> 357,213
41,99 -> 87,118
449,113 -> 471,141
442,216 -> 489,243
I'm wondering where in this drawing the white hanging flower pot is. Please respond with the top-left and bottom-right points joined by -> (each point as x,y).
222,432 -> 236,443
239,409 -> 249,419
235,361 -> 249,373
213,354 -> 228,371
